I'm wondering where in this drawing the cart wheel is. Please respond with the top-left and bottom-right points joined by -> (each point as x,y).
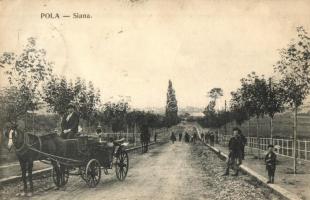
85,159 -> 101,188
115,149 -> 129,181
52,165 -> 69,187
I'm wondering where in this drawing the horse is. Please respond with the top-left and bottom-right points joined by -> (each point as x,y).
5,127 -> 67,196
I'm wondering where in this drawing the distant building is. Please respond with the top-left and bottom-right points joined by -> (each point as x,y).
189,112 -> 205,117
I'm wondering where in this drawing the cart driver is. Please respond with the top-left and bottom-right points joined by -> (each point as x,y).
61,104 -> 80,139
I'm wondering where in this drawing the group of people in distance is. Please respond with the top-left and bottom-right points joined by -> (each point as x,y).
201,131 -> 216,146
170,131 -> 198,144
224,127 -> 277,184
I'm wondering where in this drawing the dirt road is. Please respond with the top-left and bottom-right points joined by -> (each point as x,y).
1,141 -> 279,200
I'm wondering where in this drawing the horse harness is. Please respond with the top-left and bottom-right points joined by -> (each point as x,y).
14,131 -> 42,159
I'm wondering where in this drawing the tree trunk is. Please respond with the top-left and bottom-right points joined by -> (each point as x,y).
293,106 -> 298,174
248,119 -> 252,153
270,116 -> 273,145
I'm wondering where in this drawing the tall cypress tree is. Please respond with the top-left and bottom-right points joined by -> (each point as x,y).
165,80 -> 178,126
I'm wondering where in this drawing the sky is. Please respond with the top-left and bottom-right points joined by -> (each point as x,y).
1,0 -> 310,110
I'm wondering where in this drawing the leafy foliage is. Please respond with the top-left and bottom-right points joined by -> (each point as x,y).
42,76 -> 75,116
43,76 -> 101,127
0,37 -> 52,124
208,88 -> 223,102
274,26 -> 310,108
100,99 -> 130,132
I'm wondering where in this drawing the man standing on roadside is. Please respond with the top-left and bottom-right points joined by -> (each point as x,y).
223,128 -> 242,176
237,129 -> 247,160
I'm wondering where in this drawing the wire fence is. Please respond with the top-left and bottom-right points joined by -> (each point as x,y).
216,134 -> 310,161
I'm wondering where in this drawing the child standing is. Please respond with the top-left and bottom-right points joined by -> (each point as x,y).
265,144 -> 277,184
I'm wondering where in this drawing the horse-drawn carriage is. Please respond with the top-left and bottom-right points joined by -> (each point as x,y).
30,134 -> 129,188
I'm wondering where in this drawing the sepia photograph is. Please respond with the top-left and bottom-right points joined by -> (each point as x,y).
0,0 -> 310,199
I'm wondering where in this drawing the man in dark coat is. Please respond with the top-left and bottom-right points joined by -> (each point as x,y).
192,132 -> 197,144
223,128 -> 242,176
210,132 -> 215,146
200,133 -> 205,142
61,104 -> 80,139
237,129 -> 247,160
205,132 -> 208,143
184,132 -> 190,143
178,132 -> 183,142
170,132 -> 176,144
265,144 -> 277,184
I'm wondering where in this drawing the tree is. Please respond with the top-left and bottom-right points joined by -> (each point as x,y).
165,80 -> 179,127
101,98 -> 130,133
42,76 -> 75,116
77,80 -> 101,127
274,26 -> 310,173
204,100 -> 216,114
264,78 -> 285,142
43,76 -> 101,131
230,89 -> 250,125
207,87 -> 223,110
0,37 -> 53,124
237,72 -> 269,158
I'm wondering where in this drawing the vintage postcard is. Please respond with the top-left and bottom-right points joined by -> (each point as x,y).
0,0 -> 310,199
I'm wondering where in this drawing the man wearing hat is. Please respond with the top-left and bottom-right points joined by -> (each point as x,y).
265,144 -> 277,184
223,127 -> 242,176
61,104 -> 80,139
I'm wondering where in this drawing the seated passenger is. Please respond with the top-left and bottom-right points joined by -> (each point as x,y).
61,104 -> 80,139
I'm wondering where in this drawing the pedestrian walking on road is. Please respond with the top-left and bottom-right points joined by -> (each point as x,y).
223,128 -> 242,176
170,132 -> 176,144
205,133 -> 208,143
179,132 -> 183,142
193,132 -> 197,144
201,133 -> 205,142
265,144 -> 277,184
210,132 -> 215,146
154,132 -> 158,142
184,132 -> 190,143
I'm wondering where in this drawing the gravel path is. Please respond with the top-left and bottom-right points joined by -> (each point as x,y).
1,142 -> 280,200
